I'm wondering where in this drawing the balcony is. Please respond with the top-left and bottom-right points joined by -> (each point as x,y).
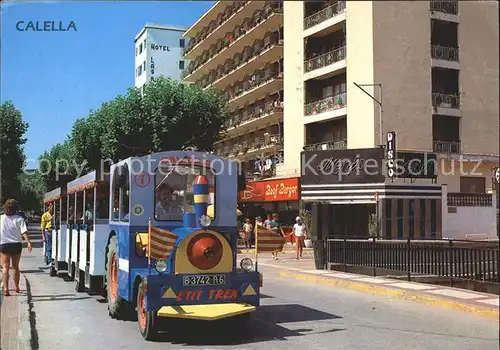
430,0 -> 458,16
204,32 -> 283,90
303,139 -> 347,151
433,140 -> 461,154
224,99 -> 283,139
226,68 -> 283,110
432,92 -> 460,116
304,1 -> 346,38
304,46 -> 346,81
183,1 -> 267,60
431,45 -> 459,70
183,2 -> 283,81
224,134 -> 283,160
304,92 -> 346,123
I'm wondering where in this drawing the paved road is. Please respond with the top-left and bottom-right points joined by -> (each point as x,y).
18,246 -> 499,349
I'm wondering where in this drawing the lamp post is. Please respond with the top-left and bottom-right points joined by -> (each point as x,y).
0,135 -> 5,204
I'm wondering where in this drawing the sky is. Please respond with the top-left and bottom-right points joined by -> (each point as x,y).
0,0 -> 214,163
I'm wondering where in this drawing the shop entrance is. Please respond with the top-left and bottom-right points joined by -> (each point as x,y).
325,204 -> 375,238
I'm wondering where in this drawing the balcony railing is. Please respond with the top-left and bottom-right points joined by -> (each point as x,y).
303,139 -> 347,151
219,134 -> 283,157
183,1 -> 250,57
304,1 -> 346,30
304,92 -> 346,116
183,1 -> 283,78
431,45 -> 459,62
430,0 -> 458,15
433,140 -> 460,154
432,92 -> 460,109
226,99 -> 283,129
448,193 -> 493,207
200,31 -> 283,89
225,66 -> 283,103
304,46 -> 346,73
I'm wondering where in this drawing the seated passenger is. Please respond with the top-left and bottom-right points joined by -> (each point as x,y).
155,183 -> 184,220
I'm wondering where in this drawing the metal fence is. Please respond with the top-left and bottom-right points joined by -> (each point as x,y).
325,238 -> 499,286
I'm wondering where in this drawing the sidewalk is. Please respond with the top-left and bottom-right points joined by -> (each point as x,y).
239,253 -> 500,319
237,242 -> 313,255
0,272 -> 31,350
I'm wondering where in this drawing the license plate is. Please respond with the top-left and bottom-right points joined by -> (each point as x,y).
182,274 -> 226,286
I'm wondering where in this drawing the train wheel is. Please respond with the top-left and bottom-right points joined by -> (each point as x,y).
75,269 -> 85,292
137,282 -> 159,341
49,264 -> 57,277
106,236 -> 132,319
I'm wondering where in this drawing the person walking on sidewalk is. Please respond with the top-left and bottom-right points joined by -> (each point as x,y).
40,203 -> 54,266
267,213 -> 284,260
243,218 -> 253,248
293,216 -> 308,260
0,199 -> 33,296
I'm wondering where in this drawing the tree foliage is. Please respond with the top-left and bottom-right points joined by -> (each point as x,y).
39,77 -> 229,189
0,101 -> 29,203
18,170 -> 47,213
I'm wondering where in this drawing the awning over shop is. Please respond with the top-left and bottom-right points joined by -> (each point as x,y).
301,183 -> 442,204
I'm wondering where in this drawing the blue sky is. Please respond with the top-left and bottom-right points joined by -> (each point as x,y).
1,0 -> 214,162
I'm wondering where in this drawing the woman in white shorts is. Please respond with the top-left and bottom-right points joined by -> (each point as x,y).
292,216 -> 308,260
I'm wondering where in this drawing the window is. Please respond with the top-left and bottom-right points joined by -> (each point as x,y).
180,38 -> 185,48
138,65 -> 142,76
139,43 -> 143,54
96,184 -> 110,219
143,39 -> 146,50
179,60 -> 185,70
154,163 -> 215,221
143,60 -> 146,71
385,199 -> 392,238
460,176 -> 486,193
135,47 -> 138,56
111,164 -> 130,222
397,199 -> 403,238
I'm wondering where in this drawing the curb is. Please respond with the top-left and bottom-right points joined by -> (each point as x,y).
17,274 -> 32,350
278,270 -> 499,319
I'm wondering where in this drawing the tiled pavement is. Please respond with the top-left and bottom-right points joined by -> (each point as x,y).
239,253 -> 500,317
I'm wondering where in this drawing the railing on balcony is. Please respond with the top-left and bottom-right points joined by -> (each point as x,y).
227,65 -> 283,102
223,134 -> 283,156
226,99 -> 283,129
431,45 -> 459,62
448,193 -> 493,207
304,46 -> 346,73
304,92 -> 346,116
432,92 -> 460,109
304,1 -> 346,30
433,140 -> 460,154
183,1 -> 249,57
183,1 -> 283,78
430,0 -> 458,15
303,139 -> 347,151
200,31 -> 283,89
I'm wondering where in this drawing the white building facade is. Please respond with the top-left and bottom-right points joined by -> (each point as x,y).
134,24 -> 189,90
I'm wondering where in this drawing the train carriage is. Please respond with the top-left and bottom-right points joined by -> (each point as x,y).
43,187 -> 68,277
65,171 -> 110,292
102,151 -> 261,340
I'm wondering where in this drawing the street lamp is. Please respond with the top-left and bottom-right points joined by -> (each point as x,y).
0,135 -> 5,204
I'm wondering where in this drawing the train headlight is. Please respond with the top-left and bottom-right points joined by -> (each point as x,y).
155,260 -> 168,273
199,215 -> 212,228
240,258 -> 254,272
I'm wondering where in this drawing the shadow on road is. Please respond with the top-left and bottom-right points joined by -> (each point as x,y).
152,304 -> 344,345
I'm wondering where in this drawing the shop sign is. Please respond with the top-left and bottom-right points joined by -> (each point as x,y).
395,152 -> 437,179
301,148 -> 385,185
239,177 -> 299,202
386,131 -> 396,178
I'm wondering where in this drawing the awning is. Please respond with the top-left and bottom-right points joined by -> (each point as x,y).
301,183 -> 442,204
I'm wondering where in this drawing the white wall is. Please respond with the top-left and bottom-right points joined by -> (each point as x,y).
135,27 -> 189,89
441,185 -> 498,240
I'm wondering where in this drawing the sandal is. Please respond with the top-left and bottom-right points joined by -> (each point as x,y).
4,290 -> 10,296
15,287 -> 20,293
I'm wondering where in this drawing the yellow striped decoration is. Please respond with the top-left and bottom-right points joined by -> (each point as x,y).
193,194 -> 210,203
